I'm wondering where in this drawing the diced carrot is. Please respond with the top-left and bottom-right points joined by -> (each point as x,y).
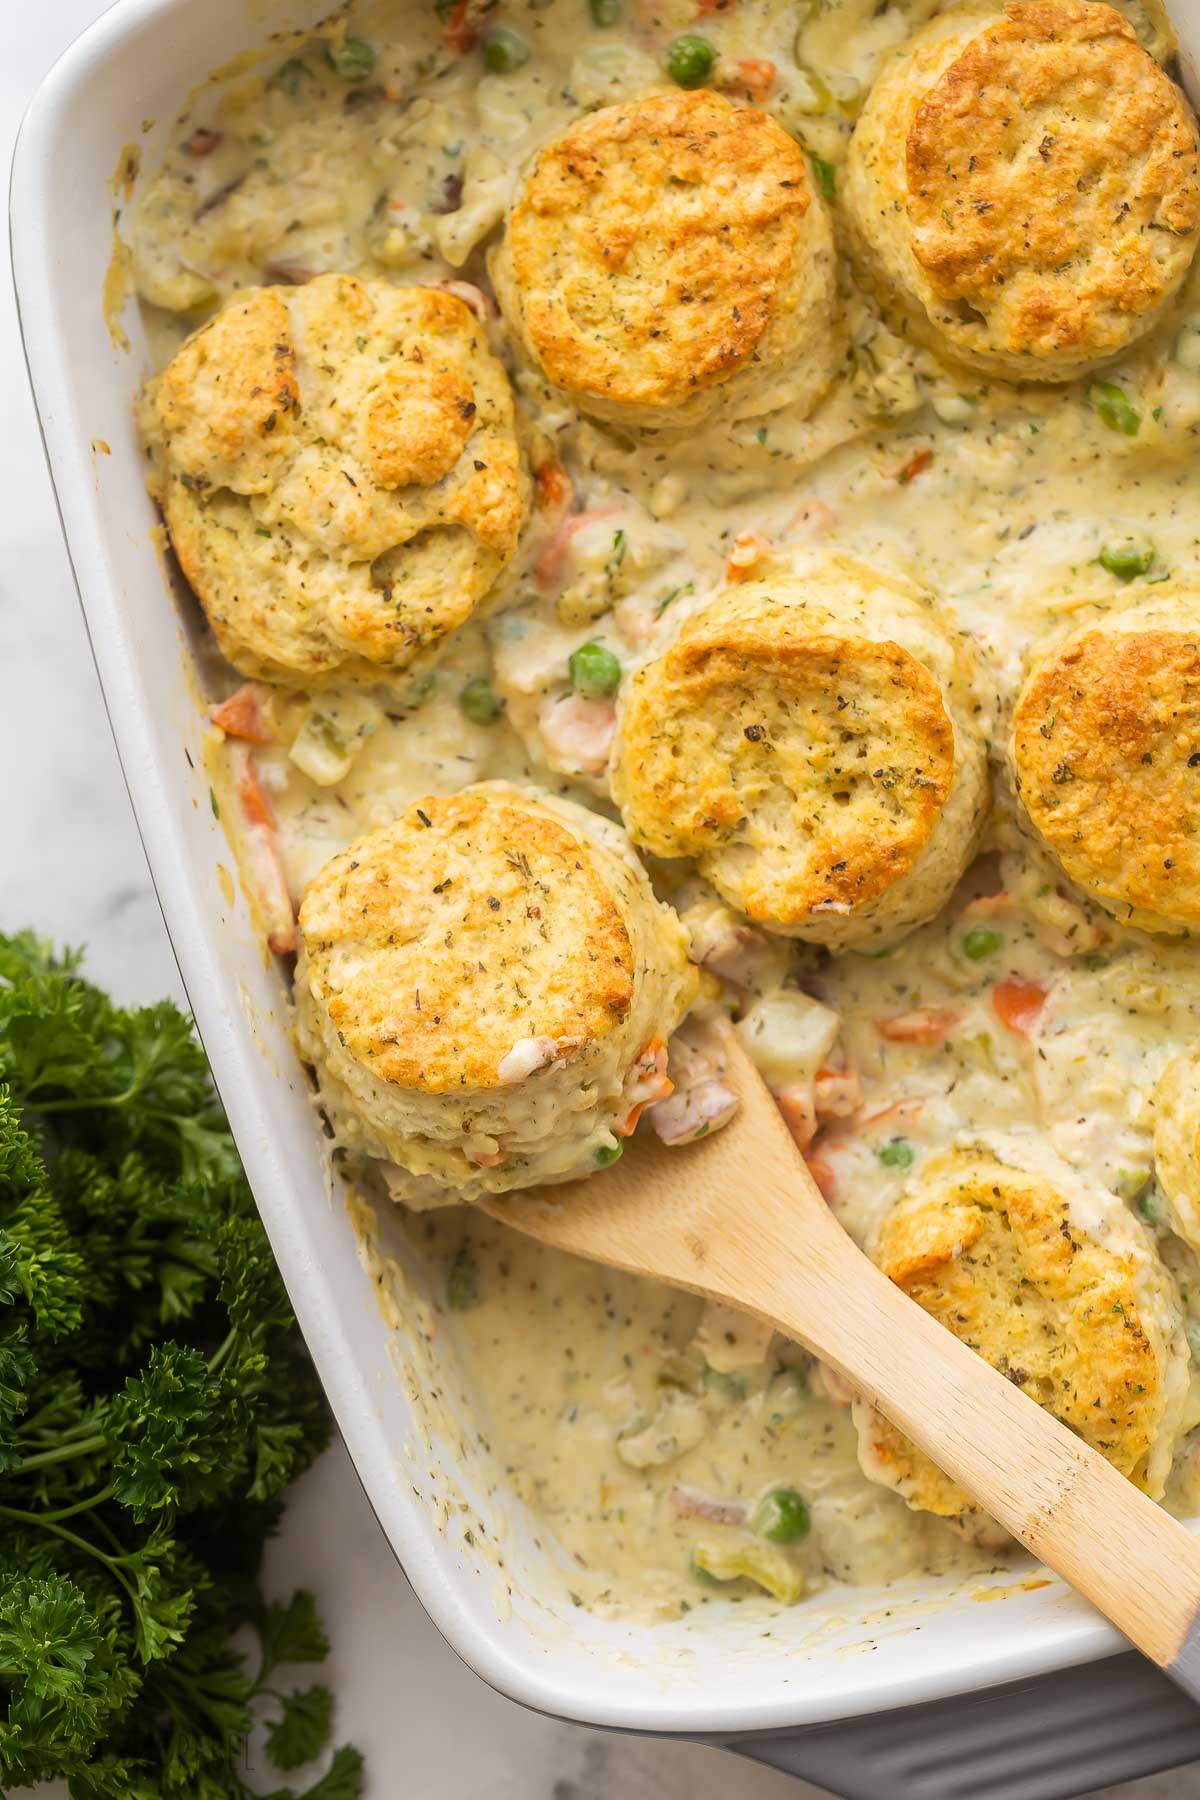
695,0 -> 734,13
725,530 -> 768,581
235,755 -> 276,830
211,683 -> 274,743
876,1006 -> 960,1045
775,1084 -> 817,1151
727,57 -> 776,99
535,460 -> 573,512
443,0 -> 481,52
619,1038 -> 673,1135
991,979 -> 1048,1036
229,750 -> 296,953
471,1149 -> 503,1168
898,448 -> 935,486
619,1101 -> 649,1137
805,1149 -> 838,1203
860,1096 -> 926,1130
184,128 -> 223,157
813,1067 -> 862,1119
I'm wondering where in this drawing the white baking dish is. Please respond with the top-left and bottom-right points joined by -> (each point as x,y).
12,0 -> 1200,1755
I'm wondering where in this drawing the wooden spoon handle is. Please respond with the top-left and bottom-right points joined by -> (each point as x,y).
731,1179 -> 1200,1686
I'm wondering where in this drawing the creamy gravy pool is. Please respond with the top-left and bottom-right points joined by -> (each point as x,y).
124,0 -> 1200,1619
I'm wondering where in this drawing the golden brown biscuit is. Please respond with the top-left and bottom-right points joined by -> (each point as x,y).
853,1140 -> 1191,1534
140,276 -> 529,685
1152,1047 -> 1200,1251
610,552 -> 987,949
843,1 -> 1200,379
1010,597 -> 1200,935
490,89 -> 839,430
293,782 -> 698,1205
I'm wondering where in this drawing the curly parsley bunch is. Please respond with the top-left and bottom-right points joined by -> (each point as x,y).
0,932 -> 361,1798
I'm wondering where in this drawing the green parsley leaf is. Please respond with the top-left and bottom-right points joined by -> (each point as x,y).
266,1683 -> 335,1770
0,930 -> 357,1793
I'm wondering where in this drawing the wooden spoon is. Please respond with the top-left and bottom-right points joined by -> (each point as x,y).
483,1020 -> 1200,1701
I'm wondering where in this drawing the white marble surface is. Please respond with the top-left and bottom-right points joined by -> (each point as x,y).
2,7 -> 1200,1797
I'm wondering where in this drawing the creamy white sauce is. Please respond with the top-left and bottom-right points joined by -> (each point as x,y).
128,0 -> 1200,1620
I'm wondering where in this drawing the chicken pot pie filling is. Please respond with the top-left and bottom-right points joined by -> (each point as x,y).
122,0 -> 1200,1620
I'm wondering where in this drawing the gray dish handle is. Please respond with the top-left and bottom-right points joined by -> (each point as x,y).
727,1652 -> 1200,1799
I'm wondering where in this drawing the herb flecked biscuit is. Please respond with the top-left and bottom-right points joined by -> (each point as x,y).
293,782 -> 697,1206
1152,1046 -> 1200,1251
842,0 -> 1200,380
1010,598 -> 1200,935
489,88 -> 839,431
139,275 -> 529,686
610,553 -> 988,950
852,1140 -> 1193,1539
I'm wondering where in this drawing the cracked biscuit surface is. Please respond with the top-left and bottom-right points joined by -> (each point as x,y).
853,1139 -> 1192,1538
1010,596 -> 1200,935
490,88 -> 839,430
610,552 -> 987,949
843,0 -> 1200,379
140,274 -> 529,685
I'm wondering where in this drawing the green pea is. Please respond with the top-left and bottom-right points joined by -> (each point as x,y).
483,26 -> 531,70
666,33 -> 717,88
878,1138 -> 914,1170
963,925 -> 1003,960
445,1247 -> 479,1311
274,57 -> 312,95
1115,1167 -> 1152,1202
1099,537 -> 1155,581
1089,380 -> 1141,437
753,1486 -> 811,1544
326,37 -> 377,82
594,1138 -> 623,1168
1138,1184 -> 1167,1229
590,0 -> 622,24
568,640 -> 622,698
459,677 -> 504,725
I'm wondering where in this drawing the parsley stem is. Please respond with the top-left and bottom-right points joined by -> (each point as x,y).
23,1086 -> 142,1113
17,1431 -> 107,1473
208,1326 -> 238,1375
11,1484 -> 116,1522
0,1504 -> 136,1600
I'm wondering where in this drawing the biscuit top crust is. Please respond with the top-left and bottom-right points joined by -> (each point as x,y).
615,589 -> 954,926
1012,616 -> 1200,928
869,1153 -> 1166,1498
153,287 -> 301,493
906,1 -> 1200,359
144,275 -> 527,682
506,89 -> 814,410
297,789 -> 636,1094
